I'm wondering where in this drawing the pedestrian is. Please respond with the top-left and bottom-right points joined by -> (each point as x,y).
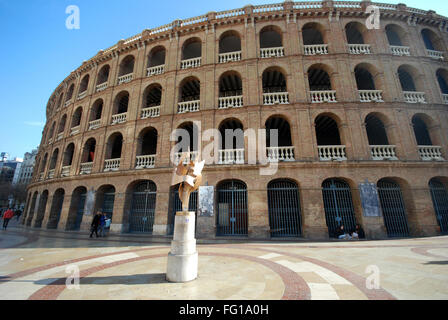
98,212 -> 106,237
90,212 -> 101,238
15,209 -> 22,221
351,224 -> 366,240
3,208 -> 15,230
335,224 -> 351,240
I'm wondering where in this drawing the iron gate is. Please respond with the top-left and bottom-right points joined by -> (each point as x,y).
130,181 -> 157,233
168,187 -> 197,235
267,180 -> 302,237
101,192 -> 115,231
429,179 -> 448,234
73,193 -> 86,231
34,192 -> 48,228
217,180 -> 248,236
377,179 -> 410,238
322,179 -> 357,237
47,191 -> 64,229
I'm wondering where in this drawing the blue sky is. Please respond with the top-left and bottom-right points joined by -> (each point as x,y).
0,0 -> 447,159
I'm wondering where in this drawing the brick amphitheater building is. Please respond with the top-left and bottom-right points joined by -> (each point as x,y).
22,0 -> 448,240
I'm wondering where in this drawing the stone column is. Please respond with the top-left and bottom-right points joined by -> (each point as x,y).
55,193 -> 73,231
109,190 -> 126,233
301,187 -> 328,239
248,189 -> 270,239
153,188 -> 170,236
406,185 -> 440,237
80,188 -> 96,232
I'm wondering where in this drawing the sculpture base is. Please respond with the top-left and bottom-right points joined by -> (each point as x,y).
166,211 -> 198,283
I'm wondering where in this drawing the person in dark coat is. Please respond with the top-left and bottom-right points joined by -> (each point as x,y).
15,209 -> 22,221
90,212 -> 102,238
352,224 -> 366,239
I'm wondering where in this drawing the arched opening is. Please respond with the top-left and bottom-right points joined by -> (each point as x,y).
219,31 -> 241,54
33,190 -> 48,228
57,94 -> 64,109
49,149 -> 59,171
398,66 -> 417,92
48,122 -> 56,142
79,75 -> 89,93
322,178 -> 357,238
412,115 -> 433,146
26,192 -> 38,226
179,77 -> 200,102
66,84 -> 74,102
176,122 -> 199,153
308,65 -> 332,91
143,84 -> 162,109
365,114 -> 389,146
66,186 -> 87,231
315,115 -> 345,161
90,99 -> 103,121
129,181 -> 157,233
436,69 -> 448,95
182,38 -> 201,60
94,185 -> 115,222
137,127 -> 158,156
302,22 -> 325,45
82,138 -> 96,163
355,66 -> 376,90
267,179 -> 302,237
47,189 -> 65,229
58,115 -> 67,134
216,180 -> 248,236
265,116 -> 294,161
106,133 -> 123,160
148,46 -> 166,68
421,28 -> 442,51
118,55 -> 135,77
219,71 -> 243,109
113,91 -> 129,115
97,65 -> 110,85
63,143 -> 75,167
377,178 -> 410,237
429,178 -> 448,234
39,153 -> 48,174
262,67 -> 289,104
168,184 -> 198,235
71,107 -> 82,129
386,24 -> 404,46
218,118 -> 244,164
345,21 -> 365,44
260,26 -> 282,48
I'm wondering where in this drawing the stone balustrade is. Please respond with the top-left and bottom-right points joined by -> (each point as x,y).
141,106 -> 161,119
418,146 -> 444,161
104,158 -> 121,172
266,146 -> 295,162
304,44 -> 328,55
218,51 -> 242,63
47,137 -> 53,145
443,94 -> 448,105
136,155 -> 156,169
61,166 -> 71,177
96,82 -> 108,92
70,126 -> 80,136
263,92 -> 289,105
39,172 -> 44,181
117,73 -> 133,85
147,65 -> 165,76
348,44 -> 371,54
390,46 -> 411,56
178,100 -> 200,114
427,50 -> 444,60
80,162 -> 93,175
111,113 -> 127,124
56,132 -> 64,141
260,47 -> 284,58
359,90 -> 384,103
318,145 -> 347,161
64,99 -> 72,107
370,145 -> 398,161
403,91 -> 427,104
181,57 -> 201,69
218,149 -> 245,165
310,90 -> 337,103
218,96 -> 243,109
174,151 -> 199,165
88,119 -> 101,130
47,169 -> 55,179
77,91 -> 87,100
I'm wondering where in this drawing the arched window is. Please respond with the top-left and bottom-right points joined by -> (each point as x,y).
219,31 -> 242,63
66,84 -> 75,102
119,55 -> 135,76
219,72 -> 243,109
178,77 -> 200,113
66,187 -> 87,231
147,46 -> 166,69
97,65 -> 110,85
260,26 -> 284,58
181,38 -> 201,69
71,107 -> 83,128
315,115 -> 346,161
47,189 -> 65,229
34,190 -> 48,228
63,143 -> 75,167
79,75 -> 89,94
136,127 -> 158,169
106,133 -> 123,160
49,149 -> 59,170
262,67 -> 289,105
412,115 -> 432,146
218,119 -> 244,164
266,116 -> 294,162
58,115 -> 67,134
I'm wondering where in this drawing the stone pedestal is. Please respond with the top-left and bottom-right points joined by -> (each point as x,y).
166,211 -> 198,282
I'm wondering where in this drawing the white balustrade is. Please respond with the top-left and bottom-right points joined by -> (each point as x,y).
403,91 -> 426,104
443,94 -> 448,105
181,57 -> 201,69
135,155 -> 156,169
390,46 -> 410,56
263,92 -> 289,105
61,166 -> 71,177
174,151 -> 199,165
310,91 -> 337,103
348,44 -> 371,54
141,106 -> 160,119
39,172 -> 44,181
370,145 -> 398,161
178,101 -> 200,114
65,99 -> 72,107
304,44 -> 328,55
96,82 -> 108,92
80,162 -> 93,175
359,90 -> 384,103
117,73 -> 133,85
56,132 -> 64,141
218,149 -> 245,165
260,47 -> 284,58
218,51 -> 242,63
70,126 -> 80,136
104,158 -> 121,172
418,146 -> 444,161
47,169 -> 55,179
266,146 -> 295,162
88,119 -> 101,130
77,91 -> 87,100
147,65 -> 165,76
47,137 -> 53,145
294,1 -> 323,9
253,3 -> 283,12
427,50 -> 444,60
318,146 -> 347,161
218,96 -> 243,109
111,113 -> 127,124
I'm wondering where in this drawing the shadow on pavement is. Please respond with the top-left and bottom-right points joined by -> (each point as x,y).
32,273 -> 168,285
425,261 -> 448,265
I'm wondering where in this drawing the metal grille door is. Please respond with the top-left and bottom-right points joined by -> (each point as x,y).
217,180 -> 248,236
130,181 -> 157,233
322,179 -> 357,237
168,188 -> 197,235
73,193 -> 86,231
47,191 -> 64,229
268,180 -> 302,237
102,192 -> 115,221
429,179 -> 448,234
377,180 -> 410,237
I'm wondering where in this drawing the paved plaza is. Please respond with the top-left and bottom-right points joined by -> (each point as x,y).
0,219 -> 447,300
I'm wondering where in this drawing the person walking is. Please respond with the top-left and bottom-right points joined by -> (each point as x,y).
90,212 -> 101,238
15,209 -> 22,221
3,208 -> 15,230
98,212 -> 106,237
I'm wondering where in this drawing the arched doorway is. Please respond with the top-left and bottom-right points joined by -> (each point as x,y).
267,179 -> 302,237
129,181 -> 157,233
47,189 -> 65,229
216,180 -> 248,236
377,179 -> 410,238
66,187 -> 87,231
429,178 -> 448,234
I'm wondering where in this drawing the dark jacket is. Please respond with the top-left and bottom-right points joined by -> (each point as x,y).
91,214 -> 101,227
334,227 -> 345,238
357,227 -> 366,239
